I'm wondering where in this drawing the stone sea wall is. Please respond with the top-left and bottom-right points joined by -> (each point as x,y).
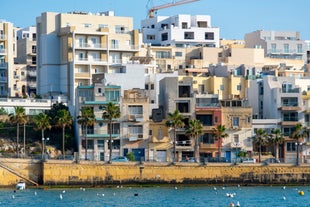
1,159 -> 310,187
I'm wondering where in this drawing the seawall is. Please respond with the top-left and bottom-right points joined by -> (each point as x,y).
1,158 -> 310,187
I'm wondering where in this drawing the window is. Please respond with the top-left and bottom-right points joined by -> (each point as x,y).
111,39 -> 119,49
82,139 -> 94,149
156,51 -> 170,58
232,117 -> 239,127
99,24 -> 108,29
128,125 -> 143,134
147,35 -> 155,40
237,84 -> 241,91
284,44 -> 289,53
161,33 -> 168,41
286,142 -> 296,152
247,116 -> 251,123
149,130 -> 152,135
184,32 -> 194,39
32,56 -> 36,64
220,85 -> 224,91
151,84 -> 154,90
97,140 -> 105,149
182,22 -> 188,29
32,45 -> 36,53
175,52 -> 182,57
271,44 -> 276,53
84,23 -> 92,28
233,134 -> 239,143
115,25 -> 126,33
297,44 -> 303,53
158,129 -> 163,139
145,84 -> 149,90
128,105 -> 143,115
98,88 -> 102,93
205,32 -> 214,40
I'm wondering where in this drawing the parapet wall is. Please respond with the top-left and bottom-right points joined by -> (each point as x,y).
1,159 -> 310,187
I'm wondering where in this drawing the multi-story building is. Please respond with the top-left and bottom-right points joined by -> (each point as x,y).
0,20 -> 17,97
245,30 -> 307,62
141,14 -> 220,47
121,89 -> 150,161
247,75 -> 310,163
16,26 -> 37,96
36,11 -> 140,113
75,75 -> 122,161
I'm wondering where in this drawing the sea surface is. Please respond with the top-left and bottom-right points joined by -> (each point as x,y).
1,185 -> 310,207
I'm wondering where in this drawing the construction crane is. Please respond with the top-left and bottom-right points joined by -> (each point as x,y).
148,0 -> 200,18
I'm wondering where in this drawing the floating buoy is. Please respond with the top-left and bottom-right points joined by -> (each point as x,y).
298,191 -> 304,196
236,201 -> 240,207
59,194 -> 63,200
134,193 -> 139,196
282,186 -> 286,190
229,202 -> 234,207
283,196 -> 286,200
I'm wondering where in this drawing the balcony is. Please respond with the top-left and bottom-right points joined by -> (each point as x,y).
75,58 -> 108,65
278,104 -> 301,111
280,120 -> 299,126
110,44 -> 139,51
75,43 -> 107,50
0,49 -> 6,54
128,133 -> 144,141
0,63 -> 7,68
176,140 -> 193,150
199,143 -> 217,150
0,34 -> 5,40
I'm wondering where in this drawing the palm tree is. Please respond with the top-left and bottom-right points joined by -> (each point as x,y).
102,102 -> 120,163
55,109 -> 72,159
9,106 -> 27,158
166,110 -> 184,162
268,128 -> 284,160
185,119 -> 203,162
77,107 -> 96,160
253,128 -> 267,162
32,113 -> 51,159
212,125 -> 228,161
291,123 -> 307,165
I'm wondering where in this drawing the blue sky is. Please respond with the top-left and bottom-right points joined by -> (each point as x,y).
2,0 -> 310,40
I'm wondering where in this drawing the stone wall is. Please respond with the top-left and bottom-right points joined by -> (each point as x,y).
1,158 -> 310,187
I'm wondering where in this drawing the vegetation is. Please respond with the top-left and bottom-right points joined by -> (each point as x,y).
268,128 -> 284,159
77,107 -> 96,160
126,152 -> 135,161
212,125 -> 228,161
185,119 -> 203,162
166,110 -> 184,162
102,102 -> 121,163
252,128 -> 267,162
9,106 -> 27,157
55,109 -> 73,159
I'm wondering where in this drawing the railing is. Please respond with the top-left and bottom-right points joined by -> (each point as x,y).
0,34 -> 5,40
76,43 -> 107,49
0,49 -> 6,54
268,49 -> 304,54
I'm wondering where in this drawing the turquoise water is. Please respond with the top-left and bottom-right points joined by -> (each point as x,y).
1,185 -> 310,207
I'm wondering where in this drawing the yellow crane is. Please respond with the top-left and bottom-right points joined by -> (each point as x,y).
148,0 -> 200,18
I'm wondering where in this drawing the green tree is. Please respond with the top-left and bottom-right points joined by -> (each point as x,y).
268,128 -> 284,160
166,110 -> 184,162
185,119 -> 203,162
102,102 -> 120,163
55,109 -> 72,159
253,128 -> 267,162
212,125 -> 228,161
9,106 -> 27,158
32,113 -> 51,159
77,107 -> 96,160
291,123 -> 307,165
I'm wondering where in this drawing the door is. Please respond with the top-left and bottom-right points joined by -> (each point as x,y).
156,150 -> 166,162
132,148 -> 145,161
226,151 -> 231,162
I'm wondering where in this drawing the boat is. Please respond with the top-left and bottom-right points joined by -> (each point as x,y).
16,181 -> 26,190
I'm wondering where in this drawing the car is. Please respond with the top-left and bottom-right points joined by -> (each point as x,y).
181,157 -> 195,162
263,158 -> 280,164
242,158 -> 256,164
111,156 -> 129,162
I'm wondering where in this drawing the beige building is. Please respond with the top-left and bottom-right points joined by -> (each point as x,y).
0,21 -> 17,97
36,11 -> 140,112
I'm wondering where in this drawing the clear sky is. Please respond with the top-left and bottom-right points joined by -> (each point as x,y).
1,0 -> 310,40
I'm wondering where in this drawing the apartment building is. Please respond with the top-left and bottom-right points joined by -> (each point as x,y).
15,26 -> 37,96
245,30 -> 307,62
141,14 -> 220,47
0,20 -> 17,97
247,76 -> 310,163
36,11 -> 140,113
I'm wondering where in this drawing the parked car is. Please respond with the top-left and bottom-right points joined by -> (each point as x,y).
181,157 -> 195,162
111,156 -> 129,162
242,158 -> 256,164
207,157 -> 228,163
263,158 -> 280,164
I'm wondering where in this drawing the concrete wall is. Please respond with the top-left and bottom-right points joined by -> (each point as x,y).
2,158 -> 310,187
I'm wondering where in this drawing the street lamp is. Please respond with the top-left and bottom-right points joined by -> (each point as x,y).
295,142 -> 303,166
42,137 -> 49,160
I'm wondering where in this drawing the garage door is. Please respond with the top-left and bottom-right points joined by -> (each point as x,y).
156,150 -> 166,162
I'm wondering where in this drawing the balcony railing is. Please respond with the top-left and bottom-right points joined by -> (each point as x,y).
0,34 -> 5,40
268,49 -> 304,54
75,43 -> 107,49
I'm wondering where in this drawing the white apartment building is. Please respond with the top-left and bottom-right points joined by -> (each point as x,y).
245,30 -> 307,62
141,14 -> 220,47
36,11 -> 140,113
0,20 -> 17,97
16,26 -> 37,96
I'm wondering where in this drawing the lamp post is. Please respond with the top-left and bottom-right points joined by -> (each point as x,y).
295,142 -> 302,166
42,137 -> 49,160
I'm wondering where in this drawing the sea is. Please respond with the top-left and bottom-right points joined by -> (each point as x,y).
1,185 -> 309,207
